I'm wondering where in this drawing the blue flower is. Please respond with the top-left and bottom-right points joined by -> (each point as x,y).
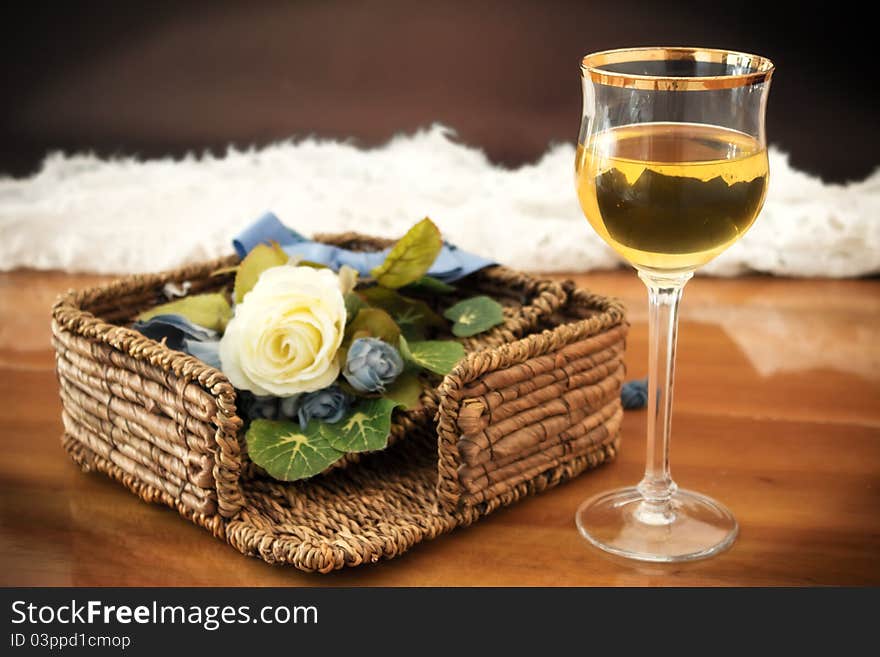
296,385 -> 351,429
249,395 -> 281,420
343,337 -> 404,393
621,378 -> 648,410
278,396 -> 301,421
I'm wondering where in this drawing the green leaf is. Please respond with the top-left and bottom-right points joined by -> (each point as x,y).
383,370 -> 424,410
294,259 -> 329,269
138,292 -> 232,332
370,217 -> 443,288
318,397 -> 400,453
234,242 -> 289,303
358,287 -> 446,340
344,307 -> 401,345
399,335 -> 465,376
443,295 -> 505,337
344,292 -> 366,324
245,419 -> 344,481
210,265 -> 239,277
403,275 -> 456,295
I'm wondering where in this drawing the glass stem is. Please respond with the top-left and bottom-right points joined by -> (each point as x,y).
635,269 -> 692,525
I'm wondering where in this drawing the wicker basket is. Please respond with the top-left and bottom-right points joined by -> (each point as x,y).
51,234 -> 628,572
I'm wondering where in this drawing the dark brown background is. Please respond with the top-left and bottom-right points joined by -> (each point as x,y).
2,0 -> 876,182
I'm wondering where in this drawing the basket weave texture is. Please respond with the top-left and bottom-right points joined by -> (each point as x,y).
51,234 -> 628,572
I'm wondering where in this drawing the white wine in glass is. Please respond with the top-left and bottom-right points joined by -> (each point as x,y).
574,48 -> 773,562
576,122 -> 768,272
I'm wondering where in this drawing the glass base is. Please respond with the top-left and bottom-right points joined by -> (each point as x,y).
576,486 -> 738,563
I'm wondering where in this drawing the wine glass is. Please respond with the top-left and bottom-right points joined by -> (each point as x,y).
574,47 -> 774,562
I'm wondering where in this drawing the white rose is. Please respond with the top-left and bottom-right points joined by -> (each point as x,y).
219,265 -> 347,396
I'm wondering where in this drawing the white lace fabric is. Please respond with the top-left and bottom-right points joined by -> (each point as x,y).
1,126 -> 877,277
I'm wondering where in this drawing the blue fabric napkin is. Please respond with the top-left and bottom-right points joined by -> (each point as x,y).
131,314 -> 222,368
131,314 -> 217,351
233,212 -> 495,283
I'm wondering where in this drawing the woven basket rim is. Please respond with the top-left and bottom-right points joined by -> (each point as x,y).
51,254 -> 626,407
51,233 -> 626,392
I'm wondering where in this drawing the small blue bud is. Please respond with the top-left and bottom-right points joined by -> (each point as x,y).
296,385 -> 351,429
621,378 -> 648,410
343,337 -> 404,393
278,396 -> 301,421
250,395 -> 281,420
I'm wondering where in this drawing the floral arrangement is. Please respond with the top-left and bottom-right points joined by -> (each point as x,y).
133,217 -> 506,482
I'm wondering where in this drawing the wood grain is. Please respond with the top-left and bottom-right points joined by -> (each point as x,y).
1,269 -> 878,586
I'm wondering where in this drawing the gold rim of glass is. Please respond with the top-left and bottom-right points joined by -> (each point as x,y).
580,46 -> 774,91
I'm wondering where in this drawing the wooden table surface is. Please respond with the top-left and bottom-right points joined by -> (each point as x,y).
1,269 -> 878,586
